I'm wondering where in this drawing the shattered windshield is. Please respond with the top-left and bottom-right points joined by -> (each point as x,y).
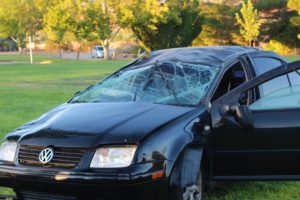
70,61 -> 220,106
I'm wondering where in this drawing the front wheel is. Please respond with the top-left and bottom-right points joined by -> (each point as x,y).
168,167 -> 204,200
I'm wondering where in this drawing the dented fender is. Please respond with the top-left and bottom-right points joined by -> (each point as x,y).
169,146 -> 203,188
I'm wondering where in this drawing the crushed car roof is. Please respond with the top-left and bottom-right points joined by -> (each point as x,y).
135,46 -> 258,67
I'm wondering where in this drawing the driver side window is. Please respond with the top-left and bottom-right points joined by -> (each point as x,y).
250,71 -> 300,111
211,61 -> 248,104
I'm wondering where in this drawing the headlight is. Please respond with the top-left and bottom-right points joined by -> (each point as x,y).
0,142 -> 18,162
90,146 -> 137,168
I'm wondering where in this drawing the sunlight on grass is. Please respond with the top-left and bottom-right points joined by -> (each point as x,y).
39,60 -> 53,64
0,187 -> 14,199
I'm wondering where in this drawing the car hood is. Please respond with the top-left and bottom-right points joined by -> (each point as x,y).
7,102 -> 195,148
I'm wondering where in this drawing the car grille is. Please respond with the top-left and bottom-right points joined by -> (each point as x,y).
19,191 -> 77,200
18,145 -> 86,168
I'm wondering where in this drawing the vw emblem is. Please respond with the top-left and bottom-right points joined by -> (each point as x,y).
39,148 -> 54,164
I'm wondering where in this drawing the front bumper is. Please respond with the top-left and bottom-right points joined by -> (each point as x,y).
0,161 -> 171,200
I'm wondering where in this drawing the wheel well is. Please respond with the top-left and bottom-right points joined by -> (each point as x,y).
169,145 -> 204,188
201,149 -> 212,190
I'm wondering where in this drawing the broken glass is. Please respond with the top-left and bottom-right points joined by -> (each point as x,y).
71,61 -> 220,106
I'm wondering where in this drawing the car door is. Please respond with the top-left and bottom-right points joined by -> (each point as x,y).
211,60 -> 300,179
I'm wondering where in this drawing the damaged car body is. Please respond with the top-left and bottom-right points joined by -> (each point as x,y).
0,46 -> 300,200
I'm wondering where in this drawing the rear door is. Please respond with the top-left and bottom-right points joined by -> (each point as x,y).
211,60 -> 300,178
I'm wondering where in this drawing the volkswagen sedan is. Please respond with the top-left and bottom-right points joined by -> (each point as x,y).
0,46 -> 300,200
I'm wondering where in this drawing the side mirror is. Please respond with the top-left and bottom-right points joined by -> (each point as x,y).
234,105 -> 253,128
223,104 -> 254,128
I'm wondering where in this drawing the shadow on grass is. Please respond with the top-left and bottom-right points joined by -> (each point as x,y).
205,181 -> 300,200
2,182 -> 300,200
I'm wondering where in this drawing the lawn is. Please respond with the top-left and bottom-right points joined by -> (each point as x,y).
0,55 -> 129,198
0,54 -> 300,199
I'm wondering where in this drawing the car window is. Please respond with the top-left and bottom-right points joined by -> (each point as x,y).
288,71 -> 300,85
250,71 -> 300,111
250,85 -> 300,111
252,57 -> 288,97
253,57 -> 283,74
211,62 -> 247,104
70,61 -> 220,106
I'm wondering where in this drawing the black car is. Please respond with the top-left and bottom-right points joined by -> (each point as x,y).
0,46 -> 300,200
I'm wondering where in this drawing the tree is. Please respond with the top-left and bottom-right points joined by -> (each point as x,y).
236,0 -> 262,46
119,0 -> 203,50
0,0 -> 48,53
90,0 -> 121,60
43,0 -> 77,59
43,0 -> 120,60
257,0 -> 300,53
193,2 -> 243,46
288,0 -> 300,39
66,1 -> 102,60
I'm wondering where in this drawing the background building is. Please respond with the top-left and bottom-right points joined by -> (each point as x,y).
0,38 -> 17,52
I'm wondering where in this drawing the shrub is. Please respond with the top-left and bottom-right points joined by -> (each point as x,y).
263,40 -> 299,56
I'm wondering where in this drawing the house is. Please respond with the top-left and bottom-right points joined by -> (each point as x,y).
0,38 -> 17,52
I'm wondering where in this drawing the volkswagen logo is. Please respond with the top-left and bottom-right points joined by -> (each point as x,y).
39,147 -> 54,164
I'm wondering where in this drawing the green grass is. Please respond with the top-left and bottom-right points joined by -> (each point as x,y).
0,58 -> 128,140
0,53 -> 53,62
1,54 -> 300,199
285,56 -> 300,62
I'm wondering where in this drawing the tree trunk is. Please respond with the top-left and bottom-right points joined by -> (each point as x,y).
76,51 -> 80,60
102,39 -> 110,60
18,47 -> 23,54
103,44 -> 110,60
250,40 -> 254,47
59,49 -> 63,59
137,48 -> 141,57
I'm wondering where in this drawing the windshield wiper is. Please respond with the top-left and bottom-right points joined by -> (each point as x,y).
133,60 -> 159,101
70,99 -> 89,103
156,67 -> 179,105
142,60 -> 159,91
134,60 -> 179,105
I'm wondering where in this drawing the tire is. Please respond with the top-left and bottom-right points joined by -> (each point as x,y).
168,166 -> 204,200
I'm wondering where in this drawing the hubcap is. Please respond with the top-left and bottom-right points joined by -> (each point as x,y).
183,185 -> 201,200
183,171 -> 202,200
